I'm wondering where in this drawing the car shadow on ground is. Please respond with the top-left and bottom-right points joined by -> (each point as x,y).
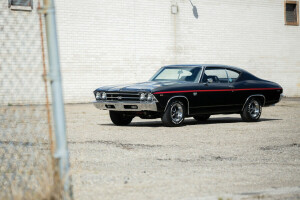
99,117 -> 282,127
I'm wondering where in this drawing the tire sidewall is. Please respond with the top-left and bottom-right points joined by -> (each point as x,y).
244,99 -> 262,121
109,111 -> 133,126
162,100 -> 186,126
170,101 -> 185,124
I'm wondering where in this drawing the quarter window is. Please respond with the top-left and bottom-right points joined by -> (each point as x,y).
285,1 -> 299,26
226,69 -> 240,83
201,68 -> 228,83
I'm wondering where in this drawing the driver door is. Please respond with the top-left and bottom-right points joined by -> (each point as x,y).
193,67 -> 233,114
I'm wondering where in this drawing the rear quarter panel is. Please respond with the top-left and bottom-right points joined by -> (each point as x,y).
233,80 -> 283,106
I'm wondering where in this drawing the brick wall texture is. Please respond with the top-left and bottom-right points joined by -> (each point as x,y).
2,0 -> 300,104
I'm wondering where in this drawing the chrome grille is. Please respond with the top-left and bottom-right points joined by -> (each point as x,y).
106,92 -> 140,101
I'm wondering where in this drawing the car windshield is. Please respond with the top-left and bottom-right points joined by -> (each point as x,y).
151,67 -> 202,82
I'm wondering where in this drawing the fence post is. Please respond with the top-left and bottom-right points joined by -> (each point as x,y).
42,0 -> 72,199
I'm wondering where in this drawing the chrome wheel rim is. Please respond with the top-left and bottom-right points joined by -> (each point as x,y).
249,100 -> 260,118
170,103 -> 183,123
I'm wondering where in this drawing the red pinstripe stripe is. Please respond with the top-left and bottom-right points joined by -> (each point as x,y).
153,88 -> 282,94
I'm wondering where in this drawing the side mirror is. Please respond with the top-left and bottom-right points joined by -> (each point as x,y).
207,78 -> 213,83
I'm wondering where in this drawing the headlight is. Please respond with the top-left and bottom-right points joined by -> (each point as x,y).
140,93 -> 146,101
95,92 -> 107,100
101,92 -> 107,100
140,93 -> 157,101
96,92 -> 101,100
147,93 -> 154,101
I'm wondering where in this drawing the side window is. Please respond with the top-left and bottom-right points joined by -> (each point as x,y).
201,68 -> 228,83
226,69 -> 240,83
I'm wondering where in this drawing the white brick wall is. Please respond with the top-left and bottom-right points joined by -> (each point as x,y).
55,0 -> 300,102
0,0 -> 49,105
1,0 -> 299,105
174,0 -> 300,96
55,0 -> 176,103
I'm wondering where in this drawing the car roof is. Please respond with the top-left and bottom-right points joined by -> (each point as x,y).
163,64 -> 246,73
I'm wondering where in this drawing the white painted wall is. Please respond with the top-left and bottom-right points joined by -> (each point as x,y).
55,0 -> 300,102
0,0 -> 48,105
55,0 -> 176,103
1,0 -> 299,105
174,0 -> 300,96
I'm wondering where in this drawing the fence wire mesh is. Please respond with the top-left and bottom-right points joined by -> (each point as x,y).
0,1 -> 59,199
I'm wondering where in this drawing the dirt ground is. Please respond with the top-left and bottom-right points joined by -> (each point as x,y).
65,98 -> 300,200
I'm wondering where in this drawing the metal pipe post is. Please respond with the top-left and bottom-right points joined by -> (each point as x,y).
42,0 -> 72,199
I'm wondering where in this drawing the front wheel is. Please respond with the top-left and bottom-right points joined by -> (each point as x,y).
161,100 -> 186,127
109,111 -> 133,126
240,98 -> 262,122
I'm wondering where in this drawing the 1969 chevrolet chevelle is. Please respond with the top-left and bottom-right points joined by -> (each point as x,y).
93,65 -> 283,127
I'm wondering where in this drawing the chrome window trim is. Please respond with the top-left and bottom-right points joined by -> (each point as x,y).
149,67 -> 164,81
225,69 -> 229,84
150,66 -> 203,83
242,94 -> 266,111
199,66 -> 207,83
164,96 -> 190,115
200,66 -> 229,84
196,66 -> 205,83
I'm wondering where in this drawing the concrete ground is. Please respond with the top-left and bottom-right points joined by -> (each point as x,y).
66,98 -> 300,200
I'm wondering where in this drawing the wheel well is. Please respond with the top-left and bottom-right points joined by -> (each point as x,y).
252,96 -> 265,105
242,95 -> 265,111
165,96 -> 189,115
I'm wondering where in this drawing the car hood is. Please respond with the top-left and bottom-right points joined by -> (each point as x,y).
95,81 -> 188,93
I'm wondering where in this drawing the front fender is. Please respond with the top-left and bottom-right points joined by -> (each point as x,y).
154,94 -> 190,115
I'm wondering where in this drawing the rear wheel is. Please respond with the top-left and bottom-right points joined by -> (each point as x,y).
193,114 -> 210,122
161,100 -> 186,127
109,111 -> 133,126
241,98 -> 262,122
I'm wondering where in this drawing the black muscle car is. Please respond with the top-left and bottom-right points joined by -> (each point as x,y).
93,65 -> 283,127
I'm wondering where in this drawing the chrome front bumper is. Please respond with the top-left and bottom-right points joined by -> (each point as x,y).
93,100 -> 157,111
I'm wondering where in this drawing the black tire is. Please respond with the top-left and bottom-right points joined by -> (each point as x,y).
161,100 -> 186,127
240,98 -> 262,122
109,111 -> 133,126
193,114 -> 210,121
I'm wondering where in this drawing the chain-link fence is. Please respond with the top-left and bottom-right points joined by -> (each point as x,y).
0,0 -> 70,199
